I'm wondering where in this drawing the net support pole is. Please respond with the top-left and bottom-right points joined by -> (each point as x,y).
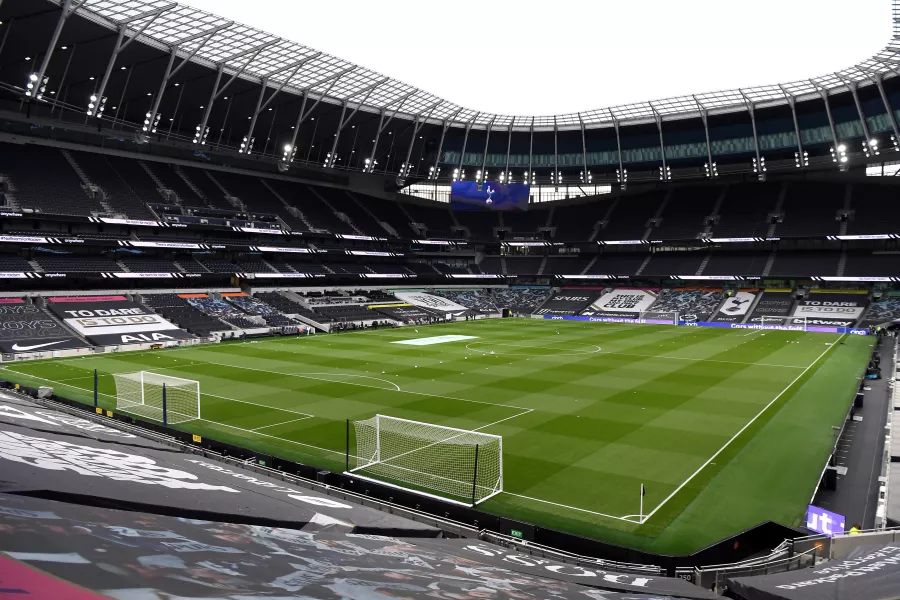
345,419 -> 350,473
471,444 -> 480,506
162,382 -> 167,427
93,369 -> 98,408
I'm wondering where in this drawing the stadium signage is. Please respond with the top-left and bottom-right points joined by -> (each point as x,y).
48,300 -> 191,343
88,330 -> 194,345
0,338 -> 88,353
0,235 -> 48,243
395,292 -> 468,312
542,315 -> 867,335
129,241 -> 202,249
336,234 -> 387,241
253,246 -> 312,253
598,240 -> 648,245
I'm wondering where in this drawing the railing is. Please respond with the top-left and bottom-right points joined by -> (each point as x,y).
678,545 -> 818,593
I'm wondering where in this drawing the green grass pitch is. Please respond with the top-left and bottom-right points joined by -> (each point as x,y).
0,319 -> 873,554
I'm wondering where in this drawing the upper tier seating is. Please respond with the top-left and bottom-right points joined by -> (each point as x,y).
597,191 -> 666,241
702,252 -> 770,276
68,151 -> 157,220
504,257 -> 544,275
846,184 -> 900,234
118,257 -> 180,273
454,210 -> 498,240
503,208 -> 550,235
402,202 -> 458,238
768,251 -> 840,276
710,182 -> 780,238
775,182 -> 844,236
0,144 -> 104,216
640,252 -> 707,277
35,256 -> 121,273
652,186 -> 719,240
543,257 -> 591,275
552,201 -> 605,241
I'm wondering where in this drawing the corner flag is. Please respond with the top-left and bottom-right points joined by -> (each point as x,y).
639,483 -> 646,522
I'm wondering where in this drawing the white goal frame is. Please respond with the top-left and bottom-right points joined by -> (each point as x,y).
112,371 -> 200,425
345,415 -> 503,507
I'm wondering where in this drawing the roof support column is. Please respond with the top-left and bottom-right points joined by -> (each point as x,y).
553,118 -> 559,188
820,88 -> 840,149
29,0 -> 81,101
326,78 -> 387,167
503,125 -> 512,182
479,119 -> 493,182
166,81 -> 185,138
527,117 -> 534,185
146,47 -> 178,133
873,74 -> 900,150
742,93 -> 762,175
846,80 -> 872,142
239,77 -> 268,154
401,101 -> 441,179
782,89 -> 805,166
51,43 -> 76,115
653,108 -> 668,180
613,117 -> 625,186
281,67 -> 353,165
580,115 -> 589,184
455,117 -> 476,180
429,116 -> 456,180
112,64 -> 133,129
91,6 -> 170,118
361,88 -> 414,172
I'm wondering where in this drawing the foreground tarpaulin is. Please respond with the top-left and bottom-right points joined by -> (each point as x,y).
0,391 -> 437,536
726,543 -> 900,600
0,494 -> 713,600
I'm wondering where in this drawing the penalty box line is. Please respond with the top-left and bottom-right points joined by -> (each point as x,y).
638,333 -> 845,525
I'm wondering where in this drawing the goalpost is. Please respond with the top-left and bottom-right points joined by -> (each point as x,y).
112,371 -> 200,425
345,415 -> 503,506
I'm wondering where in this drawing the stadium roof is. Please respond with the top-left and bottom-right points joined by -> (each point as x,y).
54,0 -> 900,130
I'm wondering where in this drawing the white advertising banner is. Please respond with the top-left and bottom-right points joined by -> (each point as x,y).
588,289 -> 658,314
394,292 -> 468,313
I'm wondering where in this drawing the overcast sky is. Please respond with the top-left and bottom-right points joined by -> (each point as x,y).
179,0 -> 891,116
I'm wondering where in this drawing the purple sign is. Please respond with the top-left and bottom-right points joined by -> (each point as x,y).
806,504 -> 845,537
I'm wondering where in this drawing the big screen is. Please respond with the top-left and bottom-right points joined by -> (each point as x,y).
450,181 -> 529,211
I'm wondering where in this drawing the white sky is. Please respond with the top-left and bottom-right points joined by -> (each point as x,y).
178,0 -> 892,116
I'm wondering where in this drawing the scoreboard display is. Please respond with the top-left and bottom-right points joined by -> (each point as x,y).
450,181 -> 529,211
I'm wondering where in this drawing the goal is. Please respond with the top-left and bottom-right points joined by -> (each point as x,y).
345,415 -> 503,506
112,371 -> 200,425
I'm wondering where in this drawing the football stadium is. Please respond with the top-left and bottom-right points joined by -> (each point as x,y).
0,0 -> 899,598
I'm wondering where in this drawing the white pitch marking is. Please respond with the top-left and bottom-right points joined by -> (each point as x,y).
249,415 -> 313,431
639,333 -> 844,524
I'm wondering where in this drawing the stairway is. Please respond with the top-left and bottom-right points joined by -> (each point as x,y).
260,179 -> 315,229
580,255 -> 598,275
701,185 -> 728,237
695,253 -> 712,276
28,259 -> 43,273
116,260 -> 131,273
346,191 -> 397,237
634,254 -> 653,276
836,250 -> 847,277
537,255 -> 548,276
206,172 -> 244,210
174,166 -> 208,204
761,249 -> 777,277
140,161 -> 181,205
60,150 -> 91,186
394,201 -> 420,236
766,182 -> 789,238
500,257 -> 508,275
545,205 -> 555,228
308,186 -> 364,234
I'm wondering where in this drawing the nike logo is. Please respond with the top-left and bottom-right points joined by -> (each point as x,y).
10,341 -> 66,351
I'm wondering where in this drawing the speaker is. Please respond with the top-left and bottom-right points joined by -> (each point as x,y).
824,466 -> 838,490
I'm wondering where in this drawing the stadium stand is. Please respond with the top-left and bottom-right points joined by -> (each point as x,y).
0,254 -> 36,272
709,182 -> 780,237
651,288 -> 725,320
846,184 -> 900,234
431,289 -> 496,312
478,257 -> 503,274
768,251 -> 841,277
587,253 -> 648,275
494,288 -> 552,313
542,257 -> 592,275
67,151 -> 157,220
552,201 -> 604,241
844,252 -> 900,276
775,182 -> 845,236
503,207 -> 550,236
0,299 -> 87,350
640,252 -> 708,277
504,257 -> 544,275
597,190 -> 665,241
141,294 -> 228,337
0,143 -> 104,216
702,251 -> 770,276
142,162 -> 206,206
34,256 -> 122,273
118,256 -> 181,273
653,186 -> 720,239
402,202 -> 458,238
455,210 -> 498,239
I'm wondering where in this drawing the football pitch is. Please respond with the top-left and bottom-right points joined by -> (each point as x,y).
0,319 -> 873,554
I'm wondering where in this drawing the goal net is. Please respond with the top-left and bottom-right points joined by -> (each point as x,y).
346,415 -> 503,506
112,371 -> 200,425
